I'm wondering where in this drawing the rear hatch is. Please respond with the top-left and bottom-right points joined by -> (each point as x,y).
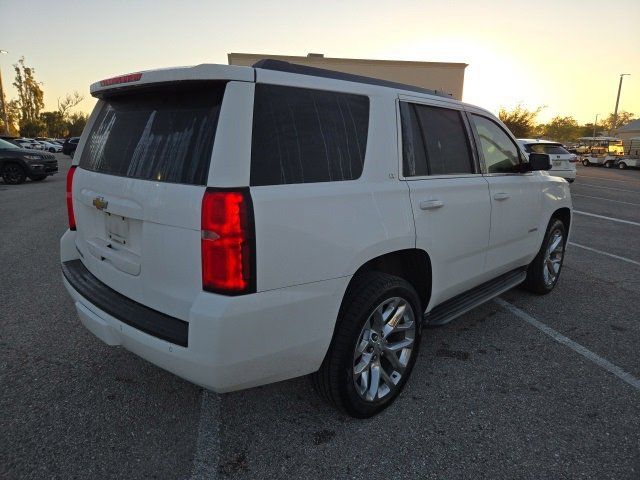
526,143 -> 576,170
72,83 -> 225,320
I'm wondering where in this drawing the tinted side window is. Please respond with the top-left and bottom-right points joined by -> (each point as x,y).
400,102 -> 473,176
400,102 -> 428,176
471,114 -> 521,173
251,85 -> 369,186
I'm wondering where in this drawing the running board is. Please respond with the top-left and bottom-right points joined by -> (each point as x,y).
424,267 -> 527,326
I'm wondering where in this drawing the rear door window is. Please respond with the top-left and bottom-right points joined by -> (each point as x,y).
80,83 -> 225,185
250,84 -> 369,186
400,102 -> 474,176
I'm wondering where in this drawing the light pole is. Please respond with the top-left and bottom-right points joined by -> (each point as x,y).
592,113 -> 599,138
610,73 -> 630,136
0,49 -> 9,136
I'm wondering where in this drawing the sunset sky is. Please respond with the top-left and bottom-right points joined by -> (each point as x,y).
1,0 -> 638,124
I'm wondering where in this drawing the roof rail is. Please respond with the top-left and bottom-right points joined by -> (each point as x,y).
252,59 -> 452,99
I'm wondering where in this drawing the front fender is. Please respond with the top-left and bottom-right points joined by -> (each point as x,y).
537,176 -> 573,245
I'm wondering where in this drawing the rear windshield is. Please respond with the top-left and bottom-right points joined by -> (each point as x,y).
525,143 -> 570,155
80,83 -> 225,185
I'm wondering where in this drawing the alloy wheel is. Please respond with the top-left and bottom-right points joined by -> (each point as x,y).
352,297 -> 416,402
543,229 -> 564,286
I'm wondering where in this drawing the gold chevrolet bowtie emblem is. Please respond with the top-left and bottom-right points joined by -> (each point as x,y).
92,196 -> 108,211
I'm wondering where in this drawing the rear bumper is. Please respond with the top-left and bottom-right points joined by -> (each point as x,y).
60,232 -> 348,392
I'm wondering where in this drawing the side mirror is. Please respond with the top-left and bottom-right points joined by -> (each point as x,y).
526,153 -> 552,171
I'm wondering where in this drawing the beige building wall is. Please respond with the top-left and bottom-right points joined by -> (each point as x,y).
228,53 -> 467,101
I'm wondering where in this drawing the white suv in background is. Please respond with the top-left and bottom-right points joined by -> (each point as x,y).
518,138 -> 577,183
61,61 -> 572,417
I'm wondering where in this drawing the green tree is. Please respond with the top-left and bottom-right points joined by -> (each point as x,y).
12,57 -> 45,133
66,112 -> 88,136
576,123 -> 601,138
57,91 -> 84,117
498,104 -> 544,138
19,118 -> 47,137
600,111 -> 635,133
40,111 -> 68,138
3,99 -> 21,135
541,116 -> 580,142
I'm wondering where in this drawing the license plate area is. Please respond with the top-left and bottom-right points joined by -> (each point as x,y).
106,213 -> 130,245
553,160 -> 563,167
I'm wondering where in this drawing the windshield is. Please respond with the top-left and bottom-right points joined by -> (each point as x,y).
526,143 -> 570,155
0,139 -> 19,149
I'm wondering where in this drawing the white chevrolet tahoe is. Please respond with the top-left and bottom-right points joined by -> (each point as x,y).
61,60 -> 572,417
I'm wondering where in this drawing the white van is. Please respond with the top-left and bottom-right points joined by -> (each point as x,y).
61,61 -> 572,417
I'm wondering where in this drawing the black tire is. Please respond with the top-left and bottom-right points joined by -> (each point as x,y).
522,218 -> 566,295
30,175 -> 47,181
582,159 -> 589,167
312,272 -> 422,418
49,147 -> 56,153
2,163 -> 27,185
605,161 -> 613,168
618,162 -> 627,170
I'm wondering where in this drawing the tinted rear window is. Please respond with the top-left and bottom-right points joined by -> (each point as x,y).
251,84 -> 369,186
80,84 -> 225,185
400,102 -> 474,176
525,143 -> 569,155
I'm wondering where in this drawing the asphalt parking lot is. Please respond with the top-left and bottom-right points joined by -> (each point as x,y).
1,156 -> 639,479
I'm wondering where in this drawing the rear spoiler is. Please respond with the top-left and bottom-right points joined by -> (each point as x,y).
90,64 -> 254,98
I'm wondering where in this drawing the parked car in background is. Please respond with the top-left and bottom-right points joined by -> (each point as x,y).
0,138 -> 58,184
38,140 -> 63,153
518,139 -> 577,183
11,138 -> 43,150
62,137 -> 80,157
61,61 -> 572,417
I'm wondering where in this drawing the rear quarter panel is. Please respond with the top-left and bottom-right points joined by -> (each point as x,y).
247,90 -> 415,291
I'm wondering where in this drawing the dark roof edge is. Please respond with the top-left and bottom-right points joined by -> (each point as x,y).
252,59 -> 453,99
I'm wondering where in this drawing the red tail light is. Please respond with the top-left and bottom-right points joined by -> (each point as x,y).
201,188 -> 255,295
66,166 -> 77,230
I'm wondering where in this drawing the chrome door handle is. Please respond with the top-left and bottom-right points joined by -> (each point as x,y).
493,192 -> 511,201
419,199 -> 444,210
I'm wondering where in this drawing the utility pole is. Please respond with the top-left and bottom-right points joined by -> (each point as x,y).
592,113 -> 599,138
610,73 -> 630,136
0,50 -> 9,136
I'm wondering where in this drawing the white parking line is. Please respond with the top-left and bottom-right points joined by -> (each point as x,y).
574,210 -> 640,227
577,175 -> 640,185
574,183 -> 639,193
190,390 -> 220,480
572,194 -> 640,206
494,298 -> 640,392
569,242 -> 640,267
